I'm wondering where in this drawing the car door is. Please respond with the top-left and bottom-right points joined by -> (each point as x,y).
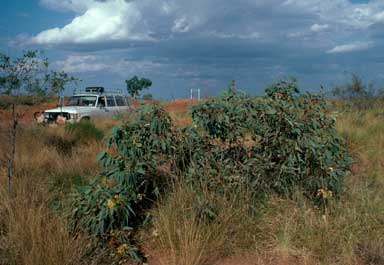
94,96 -> 109,118
114,95 -> 129,113
106,95 -> 117,117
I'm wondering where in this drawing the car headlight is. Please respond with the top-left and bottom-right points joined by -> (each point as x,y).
70,113 -> 79,120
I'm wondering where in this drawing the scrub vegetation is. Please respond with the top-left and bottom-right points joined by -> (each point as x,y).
0,78 -> 383,265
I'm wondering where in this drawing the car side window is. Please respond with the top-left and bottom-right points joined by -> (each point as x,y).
97,96 -> 106,107
106,96 -> 116,107
115,96 -> 125,106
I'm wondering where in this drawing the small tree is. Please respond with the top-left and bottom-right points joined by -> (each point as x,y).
142,93 -> 153,100
0,50 -> 77,193
48,70 -> 78,96
332,73 -> 373,99
331,73 -> 376,111
125,76 -> 152,98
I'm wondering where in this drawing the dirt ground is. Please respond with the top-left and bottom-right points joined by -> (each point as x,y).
0,99 -> 195,125
0,102 -> 57,124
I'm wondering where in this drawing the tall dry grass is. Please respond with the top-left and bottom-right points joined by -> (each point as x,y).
147,183 -> 269,265
1,102 -> 383,265
0,176 -> 87,265
145,104 -> 384,265
0,124 -> 104,265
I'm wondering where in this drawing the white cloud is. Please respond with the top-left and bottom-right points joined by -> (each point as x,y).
34,0 -> 210,44
55,54 -> 163,75
172,16 -> 192,33
284,0 -> 384,29
30,0 -> 384,49
310,23 -> 329,32
211,31 -> 261,40
286,31 -> 304,38
55,55 -> 108,72
33,0 -> 282,46
32,0 -> 152,44
40,0 -> 95,13
40,0 -> 103,13
326,42 -> 372,54
21,0 -> 384,98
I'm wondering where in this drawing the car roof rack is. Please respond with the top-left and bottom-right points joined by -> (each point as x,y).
86,86 -> 104,93
73,87 -> 125,96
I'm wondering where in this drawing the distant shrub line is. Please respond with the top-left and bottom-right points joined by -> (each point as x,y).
0,95 -> 55,110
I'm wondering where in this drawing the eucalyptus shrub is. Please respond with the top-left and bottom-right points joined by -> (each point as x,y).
69,80 -> 352,262
191,88 -> 257,144
256,80 -> 352,199
99,103 -> 176,191
190,80 -> 352,201
70,183 -> 140,260
69,104 -> 177,261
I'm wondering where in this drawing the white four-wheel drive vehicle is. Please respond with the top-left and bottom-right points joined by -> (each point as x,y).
37,87 -> 131,124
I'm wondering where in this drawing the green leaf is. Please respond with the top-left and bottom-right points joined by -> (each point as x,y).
266,108 -> 277,115
96,151 -> 107,161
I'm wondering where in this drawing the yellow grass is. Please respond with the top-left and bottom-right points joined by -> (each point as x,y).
0,101 -> 383,265
0,177 -> 87,265
145,105 -> 384,265
0,125 -> 101,265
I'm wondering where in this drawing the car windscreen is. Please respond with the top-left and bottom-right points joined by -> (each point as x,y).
67,96 -> 97,107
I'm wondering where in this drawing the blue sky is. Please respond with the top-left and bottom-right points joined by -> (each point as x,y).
1,0 -> 383,98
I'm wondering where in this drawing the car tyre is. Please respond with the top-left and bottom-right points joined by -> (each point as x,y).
80,117 -> 90,122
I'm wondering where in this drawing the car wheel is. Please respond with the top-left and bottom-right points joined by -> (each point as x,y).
80,117 -> 90,122
33,111 -> 42,119
34,112 -> 45,124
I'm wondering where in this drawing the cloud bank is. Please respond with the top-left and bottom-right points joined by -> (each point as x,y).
31,0 -> 384,53
23,0 -> 384,97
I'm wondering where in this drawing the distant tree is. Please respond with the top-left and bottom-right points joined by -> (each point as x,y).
0,50 -> 78,97
332,73 -> 374,99
0,50 -> 45,95
142,93 -> 153,100
229,80 -> 236,93
0,50 -> 77,193
332,73 -> 377,111
125,76 -> 152,98
49,70 -> 78,96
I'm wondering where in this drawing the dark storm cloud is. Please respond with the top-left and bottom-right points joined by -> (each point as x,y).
18,0 -> 384,97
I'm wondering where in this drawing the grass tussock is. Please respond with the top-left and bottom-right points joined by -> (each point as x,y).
147,183 -> 266,265
0,176 -> 87,265
15,126 -> 101,180
0,123 -> 105,265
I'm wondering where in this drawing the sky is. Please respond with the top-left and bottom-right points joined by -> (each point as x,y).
0,0 -> 383,98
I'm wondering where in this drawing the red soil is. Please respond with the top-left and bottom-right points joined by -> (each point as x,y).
0,99 -> 196,125
0,102 -> 57,124
164,99 -> 198,113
